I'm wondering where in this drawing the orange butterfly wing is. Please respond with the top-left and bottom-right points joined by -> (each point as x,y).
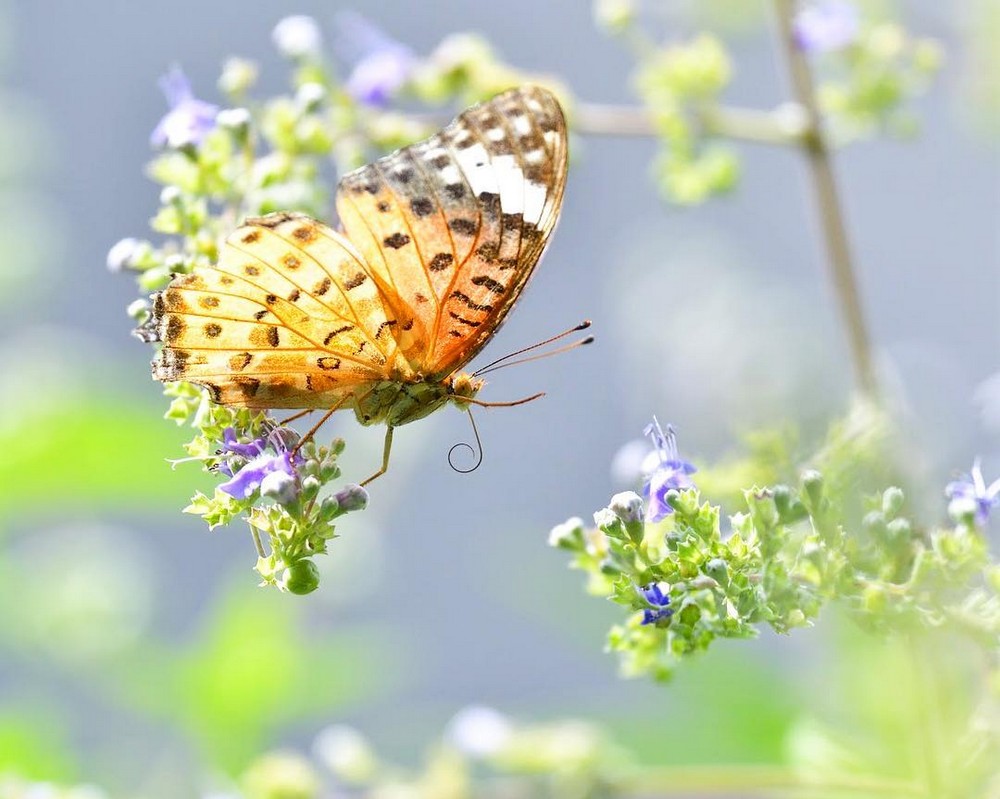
335,85 -> 568,378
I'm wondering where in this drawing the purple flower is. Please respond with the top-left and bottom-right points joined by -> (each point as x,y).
946,459 -> 1000,526
642,417 -> 697,523
640,582 -> 673,625
221,427 -> 266,459
793,1 -> 860,53
334,12 -> 415,107
218,427 -> 301,501
150,66 -> 219,149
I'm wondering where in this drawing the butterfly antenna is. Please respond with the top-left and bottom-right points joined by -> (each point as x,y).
449,409 -> 484,474
472,320 -> 592,377
474,335 -> 595,377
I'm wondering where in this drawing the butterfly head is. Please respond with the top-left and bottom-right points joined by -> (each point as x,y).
446,372 -> 485,409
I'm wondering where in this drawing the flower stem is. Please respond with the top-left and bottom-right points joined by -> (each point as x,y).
249,522 -> 267,558
611,764 -> 923,797
575,102 -> 811,147
771,0 -> 878,398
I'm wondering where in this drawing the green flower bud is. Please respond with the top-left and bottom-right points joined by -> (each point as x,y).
705,558 -> 729,586
241,750 -> 320,799
296,82 -> 326,111
313,725 -> 378,784
594,0 -> 634,34
138,264 -> 173,291
678,601 -> 701,626
318,495 -> 340,521
599,555 -> 624,576
159,185 -> 182,206
127,298 -> 150,323
886,517 -> 911,541
219,57 -> 259,97
948,496 -> 978,526
863,510 -> 887,536
107,237 -> 145,272
217,107 -> 252,141
282,559 -> 320,595
772,485 -> 793,514
594,507 -> 626,540
881,486 -> 905,518
301,475 -> 321,502
318,459 -> 340,481
548,517 -> 585,550
862,583 -> 887,614
801,470 -> 824,510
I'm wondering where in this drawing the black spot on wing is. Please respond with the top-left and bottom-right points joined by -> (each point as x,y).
429,253 -> 454,272
471,275 -> 505,294
383,232 -> 411,249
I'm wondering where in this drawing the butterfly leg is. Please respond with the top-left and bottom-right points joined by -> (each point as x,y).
290,395 -> 352,457
278,409 -> 314,426
360,426 -> 394,486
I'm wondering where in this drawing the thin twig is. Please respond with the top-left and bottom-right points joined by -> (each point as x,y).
577,102 -> 811,147
772,0 -> 878,397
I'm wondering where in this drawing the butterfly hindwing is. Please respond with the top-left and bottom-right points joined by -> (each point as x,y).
334,85 -> 568,379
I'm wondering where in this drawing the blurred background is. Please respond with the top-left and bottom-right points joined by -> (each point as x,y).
0,0 -> 996,795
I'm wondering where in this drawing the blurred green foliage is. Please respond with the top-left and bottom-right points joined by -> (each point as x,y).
0,390 -> 201,520
114,584 -> 390,773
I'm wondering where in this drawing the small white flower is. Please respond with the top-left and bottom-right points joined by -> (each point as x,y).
273,15 -> 323,59
444,705 -> 513,758
609,490 -> 644,524
548,516 -> 584,548
106,237 -> 140,272
313,725 -> 377,783
216,107 -> 251,131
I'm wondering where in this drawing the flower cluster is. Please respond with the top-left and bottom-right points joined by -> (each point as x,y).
799,4 -> 944,141
553,419 -> 1000,680
597,1 -> 941,204
632,34 -> 740,205
164,383 -> 366,594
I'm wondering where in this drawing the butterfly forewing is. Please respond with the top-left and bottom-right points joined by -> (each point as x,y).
334,85 -> 568,379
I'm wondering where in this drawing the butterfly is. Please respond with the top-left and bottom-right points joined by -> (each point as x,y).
137,85 -> 572,484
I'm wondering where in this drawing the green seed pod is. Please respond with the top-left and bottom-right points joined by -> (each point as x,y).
282,559 -> 320,595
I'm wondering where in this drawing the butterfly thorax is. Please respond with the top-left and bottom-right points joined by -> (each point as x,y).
354,372 -> 484,427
